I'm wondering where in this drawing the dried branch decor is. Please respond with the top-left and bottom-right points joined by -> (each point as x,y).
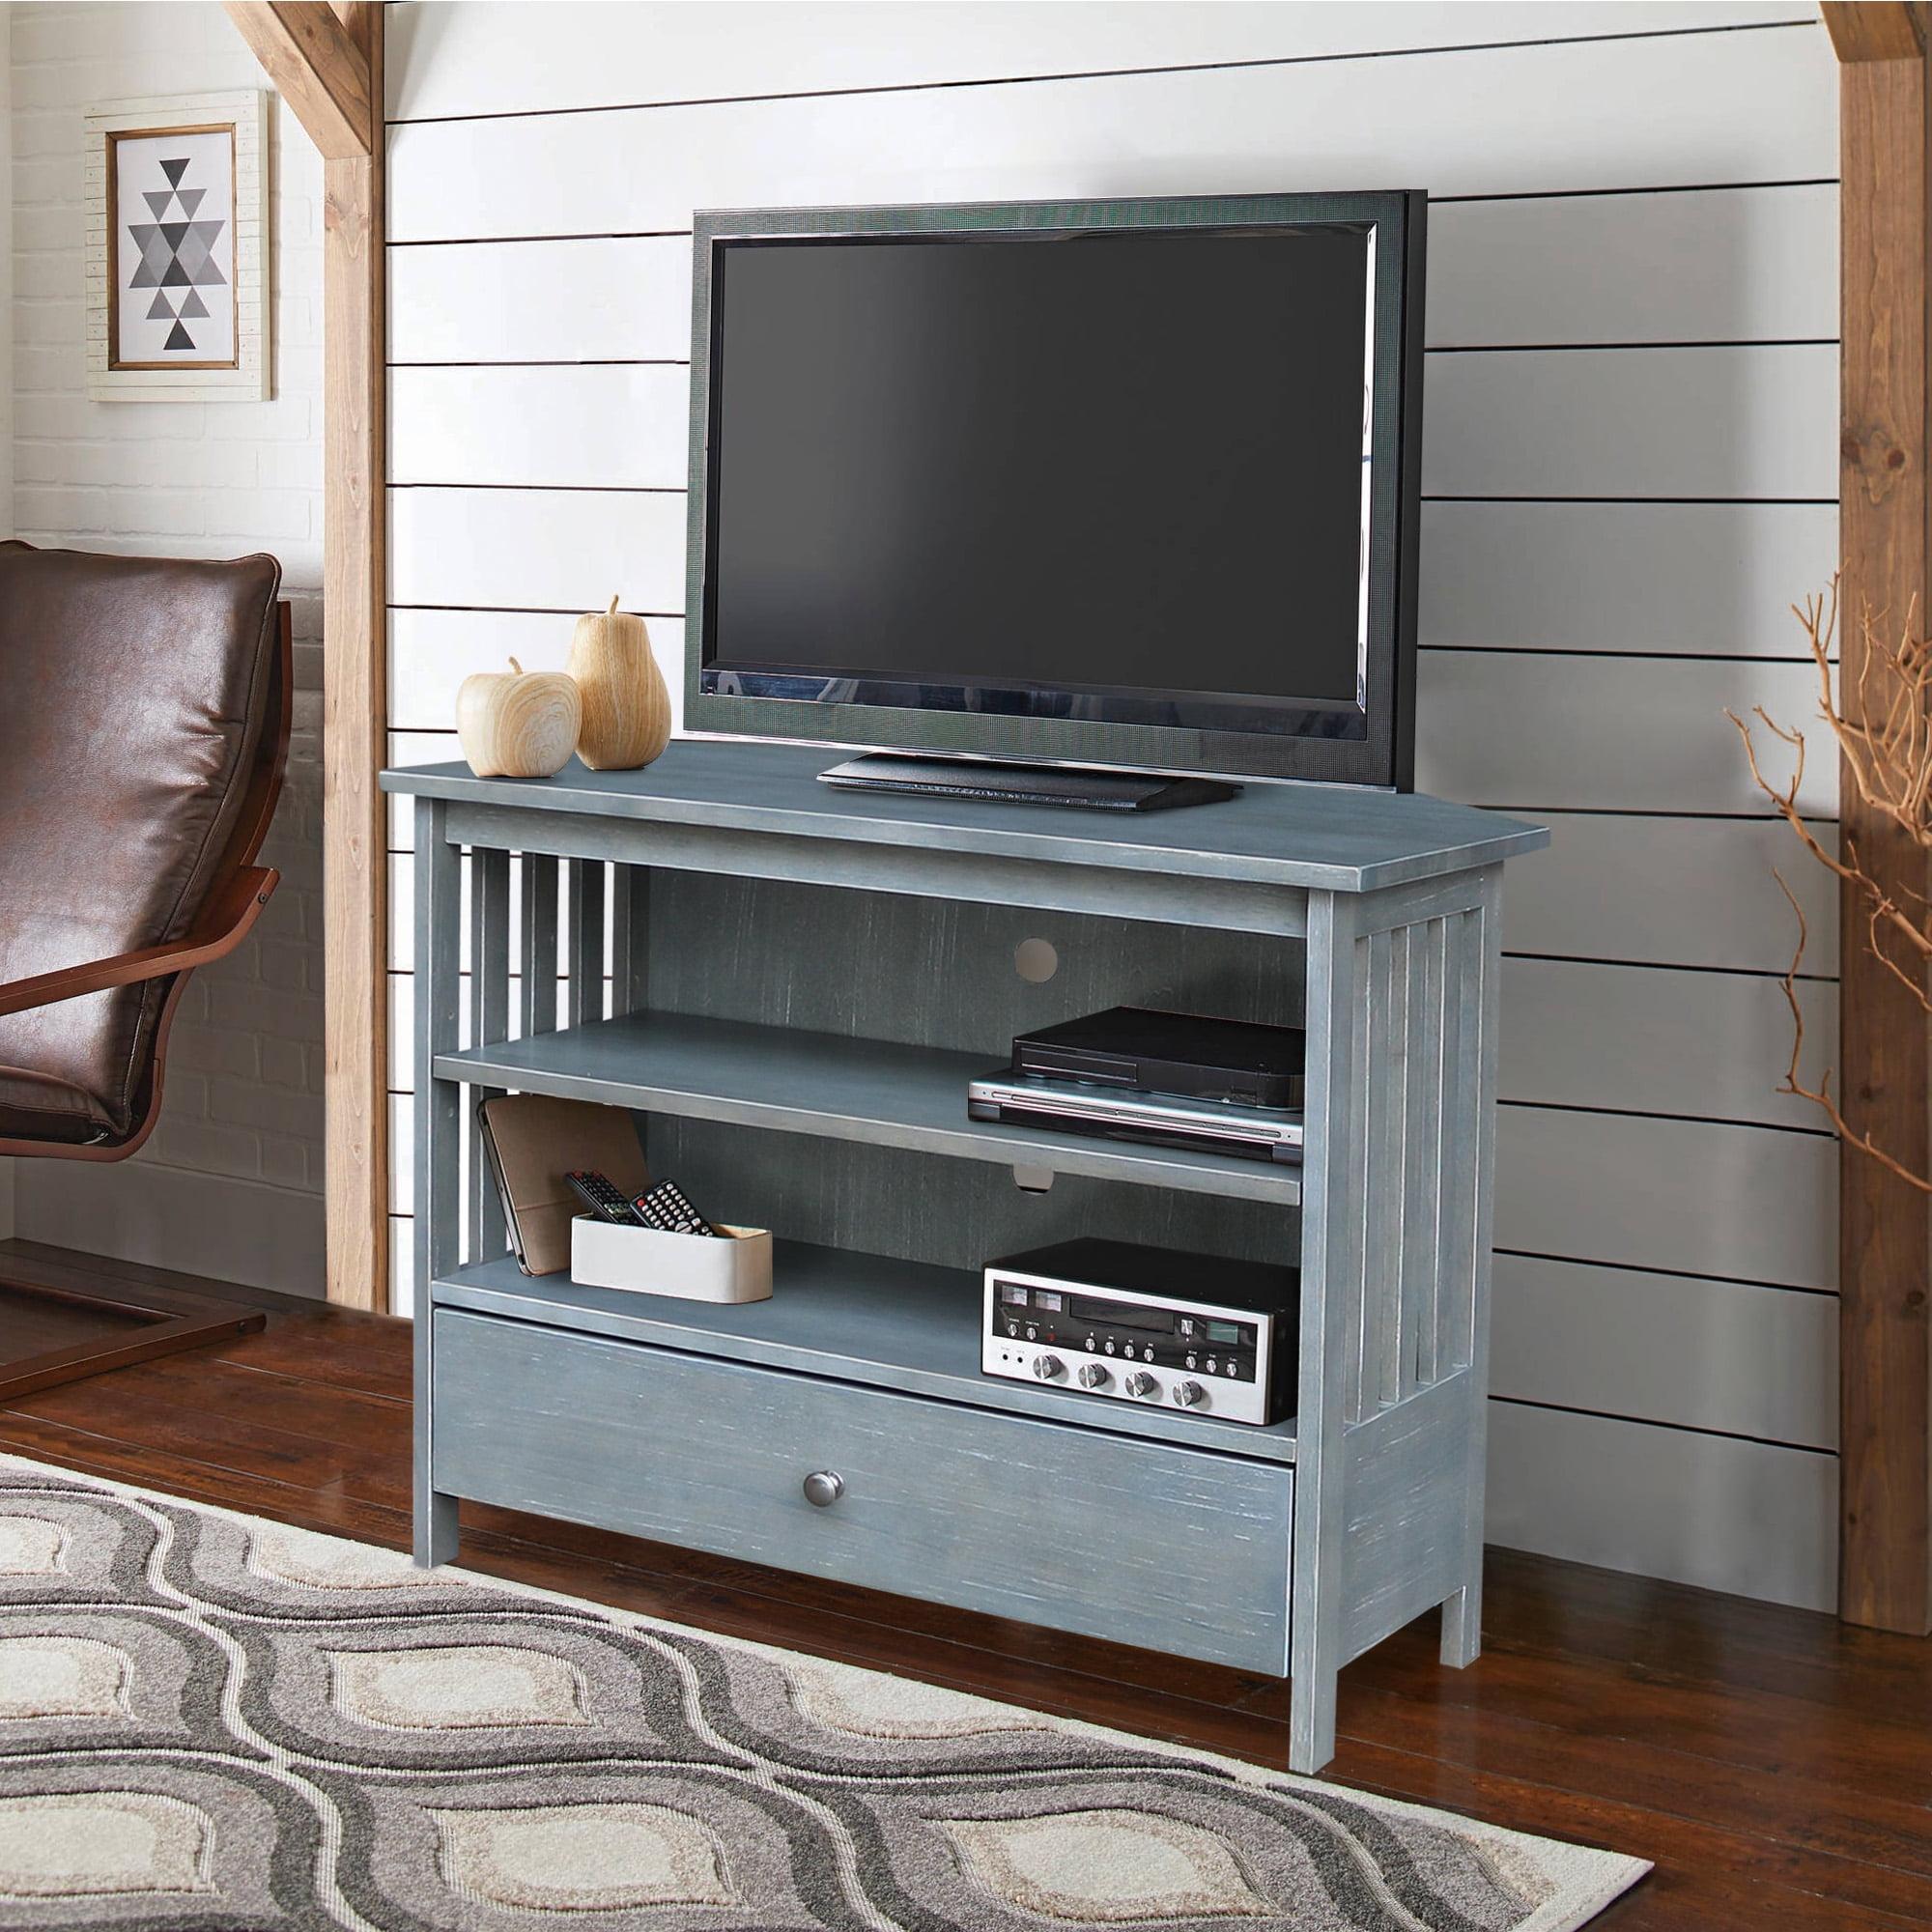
1729,580 -> 1932,1193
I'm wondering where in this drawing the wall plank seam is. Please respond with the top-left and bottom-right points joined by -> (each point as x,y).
383,17 -> 1822,130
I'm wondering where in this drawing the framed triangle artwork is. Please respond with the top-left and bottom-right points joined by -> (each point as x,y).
84,90 -> 270,401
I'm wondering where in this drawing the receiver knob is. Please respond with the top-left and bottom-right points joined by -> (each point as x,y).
1077,1362 -> 1110,1390
1032,1353 -> 1065,1381
1172,1380 -> 1206,1409
1124,1371 -> 1159,1400
802,1470 -> 844,1508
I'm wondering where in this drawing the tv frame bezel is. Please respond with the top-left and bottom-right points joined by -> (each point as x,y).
684,190 -> 1426,790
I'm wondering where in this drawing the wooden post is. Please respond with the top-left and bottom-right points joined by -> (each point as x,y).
1824,0 -> 1932,1634
224,1 -> 387,1312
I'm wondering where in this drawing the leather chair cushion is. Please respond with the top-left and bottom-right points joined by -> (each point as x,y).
0,1065 -> 116,1145
0,543 -> 282,1142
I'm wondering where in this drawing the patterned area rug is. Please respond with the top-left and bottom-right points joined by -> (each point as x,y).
0,1454 -> 1647,1930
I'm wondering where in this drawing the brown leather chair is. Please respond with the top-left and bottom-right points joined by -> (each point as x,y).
0,541 -> 291,1160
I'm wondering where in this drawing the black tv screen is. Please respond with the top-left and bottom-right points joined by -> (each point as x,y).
689,195 -> 1424,787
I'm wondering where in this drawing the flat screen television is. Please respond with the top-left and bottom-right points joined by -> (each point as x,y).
685,191 -> 1425,793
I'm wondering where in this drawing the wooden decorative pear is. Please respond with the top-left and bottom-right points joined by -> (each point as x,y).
568,594 -> 671,770
456,658 -> 582,779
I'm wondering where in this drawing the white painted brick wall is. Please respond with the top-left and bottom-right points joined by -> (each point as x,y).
9,2 -> 326,1294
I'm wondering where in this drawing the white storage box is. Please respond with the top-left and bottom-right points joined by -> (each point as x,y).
570,1215 -> 774,1303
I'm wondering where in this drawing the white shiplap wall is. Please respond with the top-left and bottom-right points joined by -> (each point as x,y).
8,1 -> 328,1294
382,1 -> 1841,1611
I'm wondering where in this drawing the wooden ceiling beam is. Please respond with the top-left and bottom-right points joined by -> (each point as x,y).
222,0 -> 389,1312
1824,2 -> 1927,62
1830,2 -> 1932,1633
317,0 -> 389,1314
222,1 -> 373,160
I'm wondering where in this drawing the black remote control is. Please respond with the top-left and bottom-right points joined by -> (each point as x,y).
633,1179 -> 720,1237
565,1170 -> 643,1225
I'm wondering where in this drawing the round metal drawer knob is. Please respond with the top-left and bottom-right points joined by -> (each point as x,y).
802,1469 -> 845,1508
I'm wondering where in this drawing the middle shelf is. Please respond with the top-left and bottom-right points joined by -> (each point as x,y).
435,1009 -> 1305,1205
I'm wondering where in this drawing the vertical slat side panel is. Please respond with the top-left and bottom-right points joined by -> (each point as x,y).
1428,914 -> 1466,1382
1373,925 -> 1410,1411
1343,932 -> 1378,1424
467,845 -> 511,1260
412,797 -> 461,1566
1436,910 -> 1482,1373
1455,903 -> 1492,1370
568,859 -> 607,1026
1467,878 -> 1505,1382
520,852 -> 559,1037
1442,867 -> 1506,1666
1291,889 -> 1366,1773
1402,920 -> 1445,1396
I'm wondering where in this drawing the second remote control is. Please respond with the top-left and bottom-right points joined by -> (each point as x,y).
634,1179 -> 720,1236
566,1170 -> 642,1225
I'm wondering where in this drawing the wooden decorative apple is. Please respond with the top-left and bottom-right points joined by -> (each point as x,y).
456,658 -> 582,779
566,594 -> 671,771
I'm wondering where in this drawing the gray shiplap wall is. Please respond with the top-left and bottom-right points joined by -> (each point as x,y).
382,0 -> 1840,1611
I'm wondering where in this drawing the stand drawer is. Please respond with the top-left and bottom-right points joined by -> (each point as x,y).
431,1309 -> 1293,1673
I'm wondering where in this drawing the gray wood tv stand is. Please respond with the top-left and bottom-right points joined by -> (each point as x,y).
383,742 -> 1547,1774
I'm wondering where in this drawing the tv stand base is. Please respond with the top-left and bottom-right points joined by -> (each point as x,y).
818,753 -> 1240,812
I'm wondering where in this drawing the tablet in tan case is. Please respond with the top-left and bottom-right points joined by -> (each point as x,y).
477,1094 -> 652,1276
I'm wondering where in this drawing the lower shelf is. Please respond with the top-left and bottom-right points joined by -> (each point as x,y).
432,1305 -> 1295,1672
434,1239 -> 1298,1464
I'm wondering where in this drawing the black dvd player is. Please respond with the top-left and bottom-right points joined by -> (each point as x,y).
1011,1007 -> 1305,1110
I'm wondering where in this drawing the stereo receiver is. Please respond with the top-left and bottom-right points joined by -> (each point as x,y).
982,1237 -> 1298,1427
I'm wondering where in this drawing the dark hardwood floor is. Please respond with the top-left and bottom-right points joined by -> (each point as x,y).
0,1238 -> 1926,1931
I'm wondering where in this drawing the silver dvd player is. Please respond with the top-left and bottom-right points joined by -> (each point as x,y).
966,1068 -> 1303,1163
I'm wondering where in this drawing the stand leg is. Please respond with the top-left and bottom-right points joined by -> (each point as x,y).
1287,889 -> 1362,1779
412,798 -> 463,1574
415,1490 -> 459,1569
1288,1668 -> 1338,1776
1440,1578 -> 1482,1667
1440,873 -> 1501,1674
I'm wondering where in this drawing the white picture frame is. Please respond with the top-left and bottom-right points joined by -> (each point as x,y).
85,90 -> 270,402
